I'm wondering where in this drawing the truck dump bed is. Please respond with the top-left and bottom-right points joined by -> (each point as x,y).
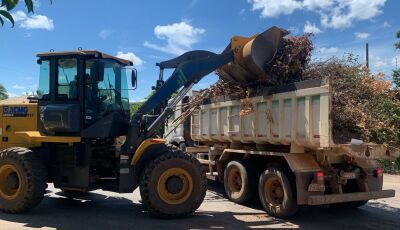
191,79 -> 398,160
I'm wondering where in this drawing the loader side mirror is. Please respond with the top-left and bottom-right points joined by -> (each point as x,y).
131,68 -> 137,89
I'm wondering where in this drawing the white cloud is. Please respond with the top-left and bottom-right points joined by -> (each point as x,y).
321,0 -> 386,29
288,26 -> 299,34
33,0 -> 41,7
318,47 -> 339,54
21,15 -> 54,30
355,32 -> 370,39
303,0 -> 334,10
116,51 -> 144,66
383,21 -> 391,28
11,10 -> 54,30
11,11 -> 28,22
248,0 -> 386,29
248,0 -> 302,18
144,21 -> 205,55
12,85 -> 26,90
303,21 -> 322,34
7,92 -> 19,98
99,29 -> 112,40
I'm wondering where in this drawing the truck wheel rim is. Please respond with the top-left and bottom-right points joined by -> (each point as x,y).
157,168 -> 193,205
0,164 -> 22,200
227,167 -> 242,195
263,176 -> 284,206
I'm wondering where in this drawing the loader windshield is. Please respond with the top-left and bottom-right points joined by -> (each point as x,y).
84,59 -> 130,123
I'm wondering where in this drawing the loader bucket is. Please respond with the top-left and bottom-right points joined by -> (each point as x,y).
218,26 -> 288,84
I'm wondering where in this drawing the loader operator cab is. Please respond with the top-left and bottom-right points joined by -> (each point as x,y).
36,50 -> 135,138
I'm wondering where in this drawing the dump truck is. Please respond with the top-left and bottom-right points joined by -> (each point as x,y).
187,77 -> 398,218
0,27 -> 292,217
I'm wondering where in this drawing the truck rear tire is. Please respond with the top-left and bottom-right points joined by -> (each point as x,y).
258,166 -> 299,218
0,147 -> 47,213
224,160 -> 256,204
139,146 -> 207,218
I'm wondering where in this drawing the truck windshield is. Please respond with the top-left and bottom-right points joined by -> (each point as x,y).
84,59 -> 130,123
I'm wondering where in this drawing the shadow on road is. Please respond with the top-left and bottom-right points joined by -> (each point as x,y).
0,183 -> 399,229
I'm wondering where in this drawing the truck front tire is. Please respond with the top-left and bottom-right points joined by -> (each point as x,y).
0,147 -> 47,213
258,166 -> 299,218
139,146 -> 207,217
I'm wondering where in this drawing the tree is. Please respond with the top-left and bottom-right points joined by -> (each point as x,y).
0,0 -> 52,27
130,101 -> 144,114
395,31 -> 400,50
0,84 -> 8,100
394,31 -> 400,88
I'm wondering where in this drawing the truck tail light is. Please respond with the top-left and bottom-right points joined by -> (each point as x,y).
315,171 -> 325,184
375,168 -> 383,177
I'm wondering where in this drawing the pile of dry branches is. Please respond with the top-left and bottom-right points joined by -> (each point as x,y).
265,34 -> 313,85
170,34 -> 400,147
304,56 -> 400,145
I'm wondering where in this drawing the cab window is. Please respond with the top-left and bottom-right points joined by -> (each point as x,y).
57,58 -> 78,100
37,60 -> 50,100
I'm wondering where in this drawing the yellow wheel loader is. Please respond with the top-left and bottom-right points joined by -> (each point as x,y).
0,27 -> 286,217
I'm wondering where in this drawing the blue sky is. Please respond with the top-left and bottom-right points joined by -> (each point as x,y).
0,0 -> 399,101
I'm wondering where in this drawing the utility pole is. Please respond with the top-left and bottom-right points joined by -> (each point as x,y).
365,43 -> 369,69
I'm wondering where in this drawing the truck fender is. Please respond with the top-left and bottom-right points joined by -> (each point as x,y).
131,138 -> 167,176
283,153 -> 322,173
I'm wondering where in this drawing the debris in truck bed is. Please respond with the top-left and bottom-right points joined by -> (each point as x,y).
175,30 -> 400,148
215,33 -> 313,86
174,33 -> 314,123
264,33 -> 313,85
303,56 -> 400,146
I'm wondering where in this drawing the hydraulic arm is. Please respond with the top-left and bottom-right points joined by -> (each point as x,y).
122,50 -> 234,153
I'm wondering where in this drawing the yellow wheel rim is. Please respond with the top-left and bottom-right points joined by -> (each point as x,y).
157,168 -> 193,205
0,164 -> 22,200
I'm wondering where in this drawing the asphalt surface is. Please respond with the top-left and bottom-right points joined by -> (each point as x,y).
0,174 -> 399,230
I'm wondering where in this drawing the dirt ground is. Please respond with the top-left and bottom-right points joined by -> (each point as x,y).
0,174 -> 399,230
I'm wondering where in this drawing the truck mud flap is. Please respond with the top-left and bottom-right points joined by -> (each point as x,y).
307,189 -> 395,205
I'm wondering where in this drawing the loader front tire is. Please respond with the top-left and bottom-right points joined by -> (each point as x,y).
139,146 -> 207,218
0,147 -> 47,213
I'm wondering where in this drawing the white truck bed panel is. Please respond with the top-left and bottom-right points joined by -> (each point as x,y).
190,80 -> 399,160
191,82 -> 330,149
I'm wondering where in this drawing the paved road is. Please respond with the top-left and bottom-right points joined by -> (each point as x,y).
0,174 -> 399,230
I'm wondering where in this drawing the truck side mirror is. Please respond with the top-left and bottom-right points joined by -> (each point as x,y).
131,68 -> 137,89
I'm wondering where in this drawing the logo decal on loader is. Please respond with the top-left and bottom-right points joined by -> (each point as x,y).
2,106 -> 30,117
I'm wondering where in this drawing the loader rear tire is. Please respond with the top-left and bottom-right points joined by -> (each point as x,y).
0,147 -> 47,213
139,146 -> 207,218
